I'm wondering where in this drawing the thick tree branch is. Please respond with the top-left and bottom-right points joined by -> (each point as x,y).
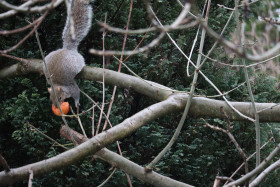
60,126 -> 193,187
1,61 -> 280,122
0,95 -> 183,185
0,59 -> 43,78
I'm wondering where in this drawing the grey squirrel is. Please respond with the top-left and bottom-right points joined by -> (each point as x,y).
43,0 -> 92,108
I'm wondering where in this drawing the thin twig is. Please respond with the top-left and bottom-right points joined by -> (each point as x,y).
202,116 -> 249,182
234,0 -> 260,166
102,2 -> 133,131
0,11 -> 48,54
199,17 -> 280,62
98,19 -> 197,34
28,123 -> 69,150
145,0 -> 209,171
238,0 -> 260,7
0,53 -> 28,63
225,137 -> 273,184
262,17 -> 280,25
199,52 -> 244,68
81,91 -> 114,128
206,81 -> 246,98
220,108 -> 248,173
96,14 -> 107,135
142,0 -> 160,27
217,4 -> 234,11
0,0 -> 39,19
225,142 -> 280,186
0,153 -> 10,172
247,53 -> 280,68
176,0 -> 197,18
0,0 -> 63,13
70,107 -> 87,138
113,56 -> 184,93
90,32 -> 165,56
92,104 -> 95,137
186,24 -> 200,76
81,90 -> 132,186
0,14 -> 46,35
103,0 -> 136,132
35,25 -> 77,145
90,3 -> 191,57
198,10 -> 235,70
97,168 -> 117,187
156,6 -> 254,122
107,1 -> 134,185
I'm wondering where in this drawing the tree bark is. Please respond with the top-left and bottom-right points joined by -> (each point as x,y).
1,60 -> 280,122
0,96 -> 181,185
60,126 -> 194,187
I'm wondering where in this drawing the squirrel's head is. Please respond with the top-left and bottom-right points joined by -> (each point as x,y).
48,86 -> 71,108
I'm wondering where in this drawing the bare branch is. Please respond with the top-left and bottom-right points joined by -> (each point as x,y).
262,17 -> 280,25
225,142 -> 280,187
250,158 -> 280,186
97,168 -> 117,187
0,153 -> 10,172
0,0 -> 63,13
199,18 -> 280,62
2,61 -> 280,122
0,0 -> 39,19
60,126 -> 194,187
0,13 -> 46,35
225,137 -> 274,184
98,19 -> 197,34
145,0 -> 210,172
152,7 -> 254,122
217,4 -> 234,11
96,14 -> 108,135
234,0 -> 260,166
0,95 -> 190,185
90,32 -> 165,56
89,3 -> 191,56
207,82 -> 246,98
0,11 -> 48,54
28,123 -> 68,150
213,176 -> 234,187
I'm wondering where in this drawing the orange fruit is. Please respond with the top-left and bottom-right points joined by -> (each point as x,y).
52,102 -> 70,116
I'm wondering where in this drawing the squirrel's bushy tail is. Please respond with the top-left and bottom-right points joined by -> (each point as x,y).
62,0 -> 92,50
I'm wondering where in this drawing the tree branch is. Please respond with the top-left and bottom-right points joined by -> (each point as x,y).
0,0 -> 63,13
225,142 -> 280,187
250,158 -> 280,186
0,95 -> 183,185
60,126 -> 194,187
1,61 -> 280,122
0,153 -> 10,172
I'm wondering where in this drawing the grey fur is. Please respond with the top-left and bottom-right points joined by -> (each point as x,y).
62,0 -> 92,50
43,0 -> 92,107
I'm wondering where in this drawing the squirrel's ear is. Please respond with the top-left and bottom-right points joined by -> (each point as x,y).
48,88 -> 52,93
57,86 -> 62,92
